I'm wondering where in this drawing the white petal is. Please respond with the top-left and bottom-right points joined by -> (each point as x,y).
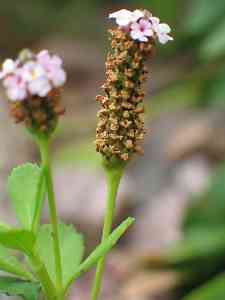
51,69 -> 66,87
130,29 -> 141,40
28,77 -> 51,97
144,28 -> 154,37
7,87 -> 27,101
131,9 -> 144,22
158,23 -> 171,34
109,9 -> 133,26
109,9 -> 132,19
37,50 -> 49,59
116,17 -> 131,26
139,35 -> 148,42
130,22 -> 140,31
130,29 -> 146,42
158,33 -> 173,44
150,17 -> 160,27
2,59 -> 16,74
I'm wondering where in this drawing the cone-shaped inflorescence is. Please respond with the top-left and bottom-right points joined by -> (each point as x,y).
96,9 -> 173,162
0,49 -> 66,135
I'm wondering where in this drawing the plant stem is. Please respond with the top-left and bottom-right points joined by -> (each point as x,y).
29,251 -> 56,300
37,135 -> 63,297
32,167 -> 46,233
90,160 -> 125,300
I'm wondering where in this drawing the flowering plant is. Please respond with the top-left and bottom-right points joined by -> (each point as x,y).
0,8 -> 172,300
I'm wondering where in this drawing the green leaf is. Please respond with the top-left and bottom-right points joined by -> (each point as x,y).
36,223 -> 84,287
65,217 -> 135,291
0,276 -> 40,300
0,229 -> 35,256
0,245 -> 32,280
183,272 -> 225,300
8,163 -> 43,230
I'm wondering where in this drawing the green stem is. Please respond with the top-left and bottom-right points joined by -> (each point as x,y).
32,167 -> 46,233
90,159 -> 125,300
37,135 -> 63,297
29,251 -> 56,300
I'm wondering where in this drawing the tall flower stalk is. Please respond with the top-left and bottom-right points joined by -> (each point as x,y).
92,8 -> 173,300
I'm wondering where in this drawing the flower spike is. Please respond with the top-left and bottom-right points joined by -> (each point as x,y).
96,9 -> 173,162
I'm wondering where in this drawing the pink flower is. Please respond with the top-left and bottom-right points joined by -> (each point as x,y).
37,50 -> 66,87
3,71 -> 27,101
21,61 -> 51,97
0,49 -> 66,102
150,17 -> 173,44
130,19 -> 154,42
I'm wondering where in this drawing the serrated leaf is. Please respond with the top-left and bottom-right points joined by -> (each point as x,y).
8,163 -> 43,230
183,272 -> 225,300
0,229 -> 35,256
36,223 -> 84,287
0,245 -> 32,280
0,276 -> 40,300
65,217 -> 134,291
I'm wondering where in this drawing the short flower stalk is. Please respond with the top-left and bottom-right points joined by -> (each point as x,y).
0,8 -> 172,300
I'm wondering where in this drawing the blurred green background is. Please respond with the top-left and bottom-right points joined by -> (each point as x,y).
1,1 -> 225,300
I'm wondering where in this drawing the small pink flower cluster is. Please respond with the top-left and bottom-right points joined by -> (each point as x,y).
109,9 -> 173,44
0,50 -> 66,102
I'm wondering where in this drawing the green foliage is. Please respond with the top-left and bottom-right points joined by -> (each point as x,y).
183,273 -> 225,300
0,245 -> 32,279
65,217 -> 135,290
0,228 -> 35,256
0,276 -> 40,300
36,223 -> 84,287
8,163 -> 44,230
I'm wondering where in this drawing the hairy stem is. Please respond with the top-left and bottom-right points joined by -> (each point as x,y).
90,160 -> 125,300
37,135 -> 63,298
